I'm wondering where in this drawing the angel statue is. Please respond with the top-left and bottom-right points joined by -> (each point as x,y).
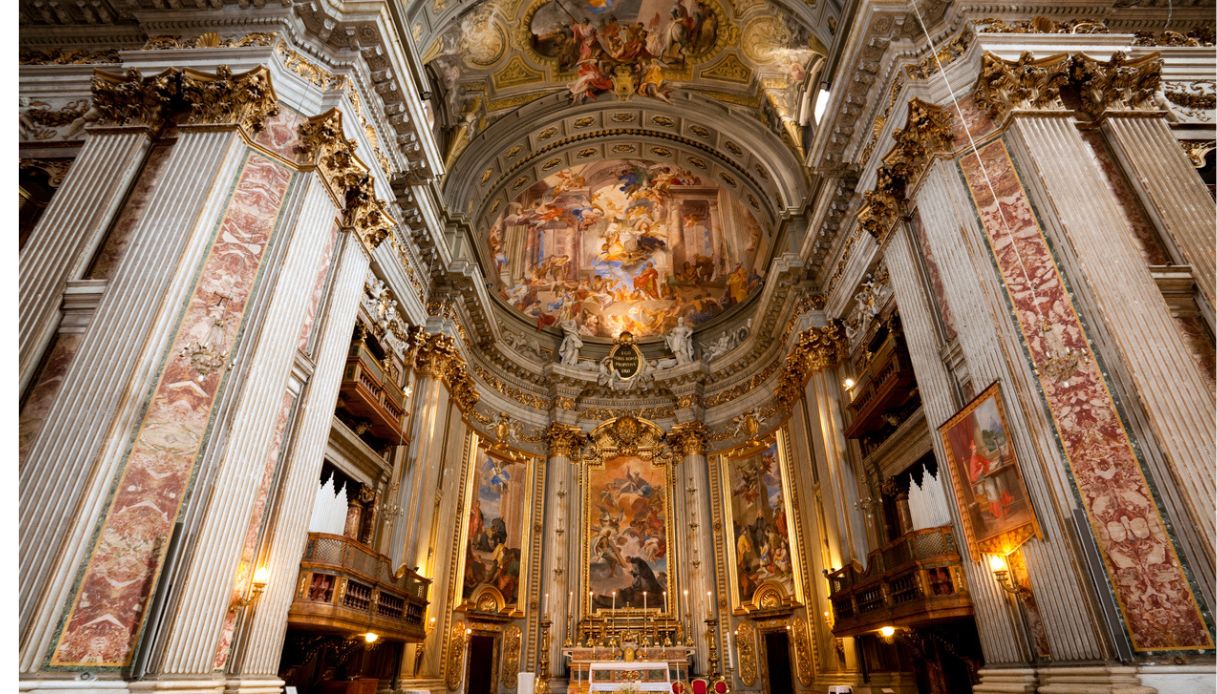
665,317 -> 695,365
558,318 -> 584,366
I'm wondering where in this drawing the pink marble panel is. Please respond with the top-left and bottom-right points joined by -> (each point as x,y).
88,144 -> 173,281
253,106 -> 309,165
296,223 -> 339,354
909,211 -> 958,343
213,391 -> 296,670
19,333 -> 82,463
959,140 -> 1212,652
51,152 -> 293,667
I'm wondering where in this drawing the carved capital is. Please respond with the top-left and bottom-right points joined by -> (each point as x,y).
776,321 -> 847,406
410,331 -> 479,411
543,423 -> 587,459
298,109 -> 395,252
973,51 -> 1070,122
91,68 -> 178,130
178,65 -> 278,132
666,421 -> 708,457
1072,52 -> 1162,119
859,99 -> 952,241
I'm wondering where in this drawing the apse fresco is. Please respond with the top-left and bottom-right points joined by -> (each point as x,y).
489,159 -> 768,338
587,455 -> 668,609
728,441 -> 795,603
462,446 -> 528,608
528,0 -> 719,102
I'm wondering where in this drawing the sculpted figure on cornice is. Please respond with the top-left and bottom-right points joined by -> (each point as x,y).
844,269 -> 892,352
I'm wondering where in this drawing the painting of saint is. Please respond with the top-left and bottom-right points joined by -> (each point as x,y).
491,159 -> 768,338
728,441 -> 795,604
586,455 -> 668,609
462,446 -> 527,608
938,382 -> 1036,553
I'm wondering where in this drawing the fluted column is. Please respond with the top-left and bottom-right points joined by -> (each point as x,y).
225,234 -> 370,691
19,126 -> 152,393
394,369 -> 452,570
686,443 -> 716,673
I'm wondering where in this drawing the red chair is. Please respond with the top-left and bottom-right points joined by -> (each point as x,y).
671,682 -> 687,694
690,678 -> 709,694
711,678 -> 729,693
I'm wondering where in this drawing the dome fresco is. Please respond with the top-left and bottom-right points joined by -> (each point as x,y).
489,159 -> 770,338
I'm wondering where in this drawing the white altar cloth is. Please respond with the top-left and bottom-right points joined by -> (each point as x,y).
588,660 -> 671,692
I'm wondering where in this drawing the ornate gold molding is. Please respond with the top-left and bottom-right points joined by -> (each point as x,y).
143,31 -> 277,50
1072,52 -> 1162,119
542,422 -> 587,459
501,624 -> 522,689
856,98 -> 953,242
297,109 -> 394,251
973,52 -> 1071,122
445,620 -> 467,691
408,331 -> 479,412
22,47 -> 120,64
666,421 -> 708,458
90,65 -> 279,134
775,322 -> 847,407
792,615 -> 814,686
736,620 -> 758,686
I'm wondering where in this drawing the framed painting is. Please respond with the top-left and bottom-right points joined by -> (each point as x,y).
937,381 -> 1040,555
720,429 -> 803,612
456,433 -> 534,616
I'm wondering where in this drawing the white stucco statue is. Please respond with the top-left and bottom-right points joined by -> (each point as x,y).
665,317 -> 695,365
558,319 -> 583,366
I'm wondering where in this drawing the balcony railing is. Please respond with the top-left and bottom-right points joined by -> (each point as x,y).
289,532 -> 430,642
825,526 -> 972,636
338,341 -> 407,442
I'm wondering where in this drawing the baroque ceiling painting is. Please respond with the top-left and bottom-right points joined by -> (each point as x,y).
489,159 -> 769,337
423,0 -> 826,158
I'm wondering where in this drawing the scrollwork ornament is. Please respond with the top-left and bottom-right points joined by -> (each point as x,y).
736,621 -> 758,685
178,64 -> 279,132
973,51 -> 1070,122
666,421 -> 708,457
544,422 -> 588,459
1072,52 -> 1163,119
501,624 -> 522,689
91,68 -> 178,131
776,321 -> 847,406
446,621 -> 467,691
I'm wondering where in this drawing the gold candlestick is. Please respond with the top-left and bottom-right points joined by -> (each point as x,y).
704,617 -> 720,678
536,616 -> 552,694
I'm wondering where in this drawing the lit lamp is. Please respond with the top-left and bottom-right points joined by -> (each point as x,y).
234,566 -> 270,608
988,554 -> 1029,598
878,625 -> 896,641
364,632 -> 379,644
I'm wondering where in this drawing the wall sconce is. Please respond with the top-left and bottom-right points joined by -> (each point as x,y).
842,377 -> 857,391
878,625 -> 896,641
988,554 -> 1030,599
233,566 -> 269,608
364,632 -> 379,644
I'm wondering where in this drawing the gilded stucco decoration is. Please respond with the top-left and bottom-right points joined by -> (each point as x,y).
501,624 -> 523,689
666,421 -> 708,457
446,621 -> 468,690
735,620 -> 758,685
409,331 -> 481,411
1071,52 -> 1162,119
972,52 -> 1070,122
296,109 -> 395,252
775,322 -> 847,406
792,616 -> 814,686
543,422 -> 589,459
91,65 -> 279,134
856,98 -> 952,243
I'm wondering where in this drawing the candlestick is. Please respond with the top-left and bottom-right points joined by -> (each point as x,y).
544,592 -> 549,615
643,591 -> 647,612
663,590 -> 667,613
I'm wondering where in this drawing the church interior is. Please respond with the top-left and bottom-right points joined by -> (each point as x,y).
15,0 -> 1217,693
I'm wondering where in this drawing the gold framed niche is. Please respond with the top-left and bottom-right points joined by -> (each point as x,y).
580,417 -> 679,631
718,427 -> 805,614
453,431 -> 539,619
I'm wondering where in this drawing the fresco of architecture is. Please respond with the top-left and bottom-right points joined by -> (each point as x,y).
489,159 -> 768,337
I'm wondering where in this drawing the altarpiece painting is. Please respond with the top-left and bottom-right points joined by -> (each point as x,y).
458,435 -> 533,615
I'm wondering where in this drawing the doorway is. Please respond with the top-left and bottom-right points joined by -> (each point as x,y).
762,630 -> 793,694
465,633 -> 498,694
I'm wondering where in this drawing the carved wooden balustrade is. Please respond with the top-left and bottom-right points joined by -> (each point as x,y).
338,339 -> 407,442
843,327 -> 917,442
289,532 -> 430,641
825,526 -> 972,637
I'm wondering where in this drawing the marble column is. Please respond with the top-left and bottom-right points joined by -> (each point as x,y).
19,126 -> 152,393
393,365 -> 452,571
224,234 -> 370,693
686,443 -> 717,674
538,443 -> 570,684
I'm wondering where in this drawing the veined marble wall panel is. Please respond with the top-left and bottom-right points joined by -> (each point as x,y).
150,173 -> 344,675
19,128 -> 150,393
957,139 -> 1212,652
48,149 -> 295,668
20,130 -> 246,672
237,234 -> 369,676
1005,116 -> 1216,612
909,157 -> 1110,662
18,332 -> 82,463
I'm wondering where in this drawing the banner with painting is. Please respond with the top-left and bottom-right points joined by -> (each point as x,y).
460,440 -> 530,614
584,454 -> 671,612
724,435 -> 799,610
937,382 -> 1039,555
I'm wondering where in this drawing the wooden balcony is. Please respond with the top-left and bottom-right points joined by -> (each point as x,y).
825,527 -> 972,637
338,341 -> 407,443
844,329 -> 917,441
289,532 -> 430,642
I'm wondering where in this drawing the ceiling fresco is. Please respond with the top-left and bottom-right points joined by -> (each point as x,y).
423,0 -> 826,165
489,159 -> 770,338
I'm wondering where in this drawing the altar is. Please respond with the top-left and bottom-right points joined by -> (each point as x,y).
563,646 -> 694,694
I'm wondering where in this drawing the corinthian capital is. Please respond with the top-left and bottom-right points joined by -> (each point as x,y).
776,321 -> 847,406
543,423 -> 587,459
178,65 -> 278,132
1072,52 -> 1162,119
973,52 -> 1071,122
90,68 -> 179,131
666,421 -> 708,458
298,109 -> 395,252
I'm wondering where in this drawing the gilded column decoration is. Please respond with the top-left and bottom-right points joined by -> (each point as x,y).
501,624 -> 523,689
543,422 -> 587,459
91,65 -> 279,134
857,99 -> 953,243
408,331 -> 479,412
666,421 -> 708,457
1071,52 -> 1162,120
791,616 -> 814,686
297,109 -> 394,252
775,322 -> 847,406
446,620 -> 467,691
735,620 -> 758,686
972,52 -> 1070,123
